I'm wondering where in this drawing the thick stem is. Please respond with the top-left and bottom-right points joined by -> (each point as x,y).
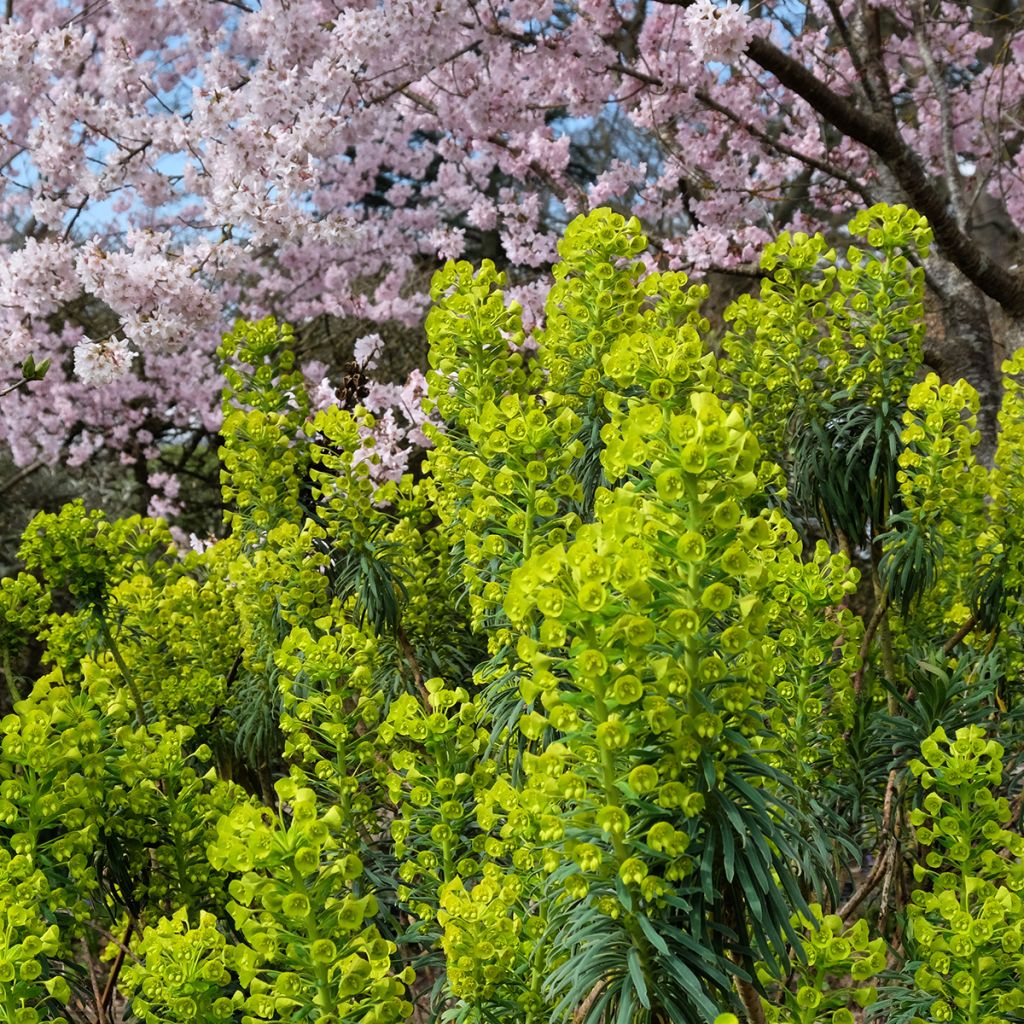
851,593 -> 889,697
922,261 -> 1002,461
95,609 -> 148,727
943,613 -> 980,657
869,554 -> 899,714
736,975 -> 767,1024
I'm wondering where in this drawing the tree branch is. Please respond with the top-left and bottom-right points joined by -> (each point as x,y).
912,0 -> 966,227
0,460 -> 43,496
856,4 -> 898,123
747,31 -> 1024,314
694,87 -> 875,203
822,0 -> 878,108
654,0 -> 1024,316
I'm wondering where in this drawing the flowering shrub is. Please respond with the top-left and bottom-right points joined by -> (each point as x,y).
1,207 -> 1024,1023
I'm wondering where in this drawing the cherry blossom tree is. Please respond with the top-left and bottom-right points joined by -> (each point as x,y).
2,0 -> 1023,501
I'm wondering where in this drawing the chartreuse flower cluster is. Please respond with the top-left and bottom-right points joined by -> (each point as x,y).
381,680 -> 552,1017
903,726 -> 1024,1023
437,863 -> 543,1010
760,540 -> 862,796
756,907 -> 885,1023
993,348 -> 1024,672
1,665 -> 241,927
723,203 -> 928,454
883,375 -> 990,628
0,572 -> 49,703
540,209 -> 708,405
17,500 -> 177,609
0,671 -> 104,928
15,500 -> 184,726
119,908 -> 235,1023
202,779 -> 411,1024
384,682 -> 491,914
413,210 -> 860,1021
0,667 -> 241,1024
218,317 -> 311,540
424,256 -> 583,637
107,563 -> 242,722
273,620 -> 383,846
0,848 -> 69,1024
418,211 -> 857,1021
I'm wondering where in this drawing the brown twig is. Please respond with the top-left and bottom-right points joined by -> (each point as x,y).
99,920 -> 135,1018
0,459 -> 44,495
736,975 -> 768,1024
573,979 -> 607,1023
85,948 -> 107,1024
852,594 -> 889,696
882,768 -> 898,832
942,612 -> 979,657
879,841 -> 899,934
838,843 -> 890,922
839,768 -> 901,923
0,376 -> 32,399
396,623 -> 431,708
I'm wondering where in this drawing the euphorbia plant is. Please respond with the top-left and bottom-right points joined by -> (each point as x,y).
4,206 -> 1024,1024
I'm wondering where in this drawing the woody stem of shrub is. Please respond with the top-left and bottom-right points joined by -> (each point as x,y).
852,594 -> 888,697
838,842 -> 890,922
736,975 -> 767,1024
942,612 -> 979,656
839,767 -> 900,924
100,920 -> 134,1020
396,622 -> 431,708
86,955 -> 107,1024
95,609 -> 148,727
870,545 -> 898,712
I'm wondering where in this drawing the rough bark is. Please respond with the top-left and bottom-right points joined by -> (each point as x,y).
923,260 -> 1004,463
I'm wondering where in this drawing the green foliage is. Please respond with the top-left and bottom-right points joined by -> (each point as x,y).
5,206 -> 1024,1024
206,781 -> 410,1024
0,848 -> 69,1024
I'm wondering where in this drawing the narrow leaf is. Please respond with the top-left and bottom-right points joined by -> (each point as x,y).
628,948 -> 650,1009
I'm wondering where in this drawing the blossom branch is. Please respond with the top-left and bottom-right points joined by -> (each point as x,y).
911,0 -> 966,228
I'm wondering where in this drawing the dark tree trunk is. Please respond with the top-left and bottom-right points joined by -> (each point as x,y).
923,261 -> 1003,464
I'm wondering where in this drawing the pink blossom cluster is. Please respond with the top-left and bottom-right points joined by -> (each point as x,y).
311,358 -> 434,485
0,0 -> 1022,513
682,1 -> 753,64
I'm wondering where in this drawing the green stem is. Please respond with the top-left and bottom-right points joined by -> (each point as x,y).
1,646 -> 22,705
523,492 -> 536,561
291,864 -> 332,1011
165,781 -> 194,911
526,922 -> 549,1023
95,609 -> 148,727
583,627 -> 655,1011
